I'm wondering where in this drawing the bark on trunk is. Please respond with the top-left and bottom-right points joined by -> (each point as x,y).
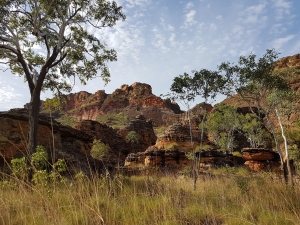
276,108 -> 293,185
27,89 -> 41,164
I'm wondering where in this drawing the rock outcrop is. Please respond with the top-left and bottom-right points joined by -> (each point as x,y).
242,148 -> 281,172
45,82 -> 182,127
154,123 -> 210,151
118,115 -> 157,153
124,148 -> 244,172
0,109 -> 133,175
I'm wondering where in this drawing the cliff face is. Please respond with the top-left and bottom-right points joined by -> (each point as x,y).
0,109 -> 99,175
0,108 -> 158,174
48,82 -> 182,126
118,115 -> 157,153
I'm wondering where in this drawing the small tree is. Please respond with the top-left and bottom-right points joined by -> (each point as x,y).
163,73 -> 197,190
90,139 -> 110,162
125,131 -> 139,144
205,103 -> 240,152
239,113 -> 270,148
266,87 -> 299,184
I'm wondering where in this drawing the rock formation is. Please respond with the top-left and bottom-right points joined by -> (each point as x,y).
118,115 -> 157,153
44,82 -> 182,127
242,148 -> 281,172
0,109 -> 131,174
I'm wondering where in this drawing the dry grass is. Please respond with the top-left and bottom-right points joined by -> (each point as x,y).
0,173 -> 300,225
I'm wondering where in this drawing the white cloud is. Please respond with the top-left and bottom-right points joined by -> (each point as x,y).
182,10 -> 197,29
169,33 -> 177,47
125,0 -> 151,8
210,23 -> 217,31
186,2 -> 194,9
160,18 -> 175,31
151,26 -> 170,53
271,35 -> 295,49
273,0 -> 292,20
0,81 -> 23,110
94,20 -> 145,64
242,3 -> 267,24
270,23 -> 286,35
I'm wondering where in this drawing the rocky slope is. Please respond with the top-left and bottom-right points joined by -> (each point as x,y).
0,108 -> 157,175
43,82 -> 182,127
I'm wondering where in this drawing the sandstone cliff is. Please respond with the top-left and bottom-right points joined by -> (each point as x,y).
44,82 -> 182,127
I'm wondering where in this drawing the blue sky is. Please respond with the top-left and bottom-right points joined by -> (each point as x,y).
1,0 -> 300,111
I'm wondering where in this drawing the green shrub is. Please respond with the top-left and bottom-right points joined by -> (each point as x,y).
11,157 -> 28,180
165,142 -> 182,151
90,139 -> 110,161
96,112 -> 129,129
31,145 -> 48,171
125,131 -> 139,143
56,116 -> 77,127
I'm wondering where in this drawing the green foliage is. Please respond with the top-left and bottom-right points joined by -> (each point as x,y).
289,145 -> 300,172
11,157 -> 28,180
165,142 -> 182,151
53,159 -> 67,173
195,144 -> 213,151
32,170 -> 49,186
219,49 -> 289,100
239,113 -> 270,148
90,139 -> 110,161
232,151 -> 242,157
44,96 -> 66,112
0,0 -> 126,94
205,103 -> 240,151
31,145 -> 48,171
153,126 -> 167,135
56,116 -> 77,127
235,177 -> 250,194
10,145 -> 67,184
96,112 -> 129,129
125,131 -> 139,143
74,171 -> 87,181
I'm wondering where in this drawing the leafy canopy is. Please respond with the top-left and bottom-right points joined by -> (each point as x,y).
0,0 -> 126,95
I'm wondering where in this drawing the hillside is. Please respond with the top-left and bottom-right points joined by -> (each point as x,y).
41,82 -> 182,128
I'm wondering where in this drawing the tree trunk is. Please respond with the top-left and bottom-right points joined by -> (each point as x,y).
265,114 -> 289,183
27,88 -> 41,164
275,108 -> 293,185
186,109 -> 197,191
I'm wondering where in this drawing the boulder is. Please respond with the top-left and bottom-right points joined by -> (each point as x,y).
242,148 -> 281,172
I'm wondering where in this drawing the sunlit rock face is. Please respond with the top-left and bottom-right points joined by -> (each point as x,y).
40,82 -> 182,126
242,148 -> 281,172
0,108 -> 101,175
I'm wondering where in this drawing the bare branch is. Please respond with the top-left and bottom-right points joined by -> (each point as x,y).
0,44 -> 18,54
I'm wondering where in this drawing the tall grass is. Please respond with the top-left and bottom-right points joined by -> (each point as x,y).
0,173 -> 300,225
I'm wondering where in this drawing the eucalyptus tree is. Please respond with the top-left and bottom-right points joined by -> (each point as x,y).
0,0 -> 125,161
204,103 -> 240,153
163,73 -> 198,189
191,69 -> 227,152
267,87 -> 299,184
218,49 -> 293,183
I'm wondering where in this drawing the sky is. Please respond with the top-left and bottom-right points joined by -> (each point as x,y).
1,0 -> 300,111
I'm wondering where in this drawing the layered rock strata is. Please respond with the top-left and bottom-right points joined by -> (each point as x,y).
242,148 -> 281,172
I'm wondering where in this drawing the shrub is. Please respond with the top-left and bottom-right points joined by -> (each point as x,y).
11,157 -> 28,180
31,145 -> 48,171
90,139 -> 111,161
125,131 -> 139,143
165,142 -> 182,151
